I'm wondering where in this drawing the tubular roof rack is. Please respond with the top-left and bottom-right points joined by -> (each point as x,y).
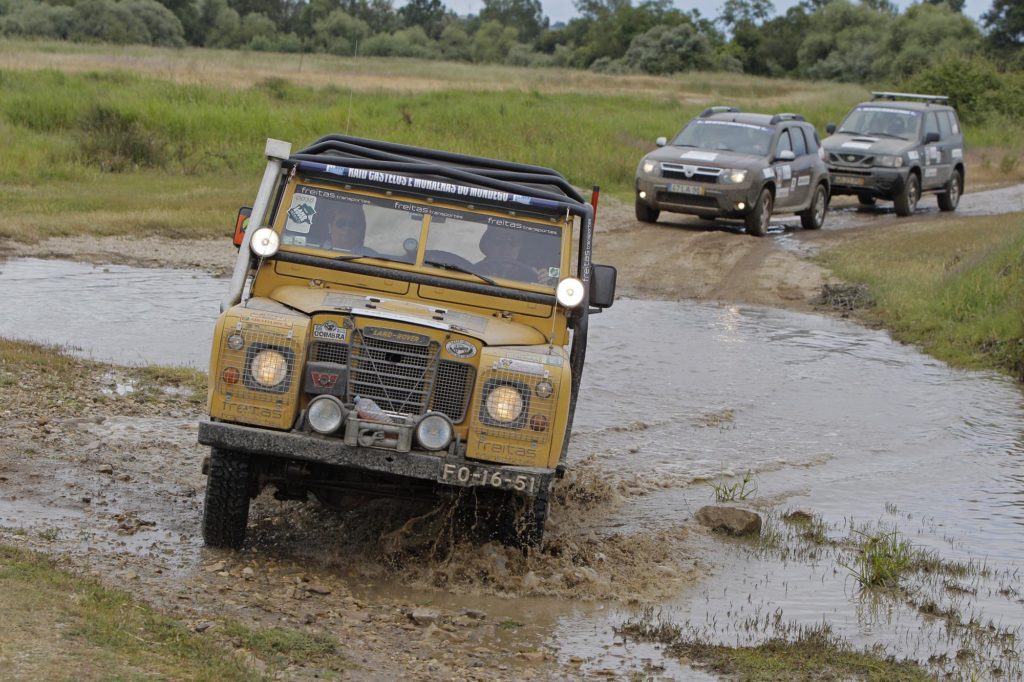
871,91 -> 949,104
769,113 -> 806,124
700,106 -> 740,118
288,134 -> 587,212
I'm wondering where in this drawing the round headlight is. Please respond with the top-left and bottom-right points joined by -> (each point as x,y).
642,161 -> 656,174
535,380 -> 553,399
226,333 -> 244,351
556,277 -> 585,308
415,413 -> 453,451
250,227 -> 280,258
308,395 -> 346,434
250,349 -> 288,387
486,385 -> 524,423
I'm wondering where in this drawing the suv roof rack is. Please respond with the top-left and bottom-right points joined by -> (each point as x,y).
700,106 -> 740,118
871,91 -> 949,104
289,134 -> 587,211
769,113 -> 806,124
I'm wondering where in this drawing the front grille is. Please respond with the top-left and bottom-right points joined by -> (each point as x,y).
661,163 -> 721,184
828,152 -> 875,168
657,191 -> 718,209
431,361 -> 475,423
311,341 -> 349,365
348,331 -> 439,416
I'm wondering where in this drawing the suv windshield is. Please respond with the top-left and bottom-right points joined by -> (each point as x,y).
280,184 -> 562,288
838,106 -> 922,140
671,120 -> 773,156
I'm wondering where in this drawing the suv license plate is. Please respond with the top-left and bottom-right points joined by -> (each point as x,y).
439,462 -> 539,494
833,175 -> 865,186
668,183 -> 704,195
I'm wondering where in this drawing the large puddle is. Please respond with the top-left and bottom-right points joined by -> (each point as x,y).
2,257 -> 1022,677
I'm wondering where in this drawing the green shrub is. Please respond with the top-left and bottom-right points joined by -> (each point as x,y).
76,104 -> 165,172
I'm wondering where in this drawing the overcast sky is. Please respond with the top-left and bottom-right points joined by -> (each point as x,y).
439,0 -> 993,26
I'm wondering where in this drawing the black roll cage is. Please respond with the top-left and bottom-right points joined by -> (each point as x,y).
266,134 -> 596,467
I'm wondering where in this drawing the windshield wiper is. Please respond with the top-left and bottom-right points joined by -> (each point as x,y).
332,253 -> 409,265
424,259 -> 497,286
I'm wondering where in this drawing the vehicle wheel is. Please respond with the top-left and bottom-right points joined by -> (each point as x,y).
799,184 -> 828,230
494,491 -> 549,549
202,448 -> 252,549
635,198 -> 659,223
938,169 -> 962,212
857,194 -> 876,207
894,173 -> 920,217
744,188 -> 773,236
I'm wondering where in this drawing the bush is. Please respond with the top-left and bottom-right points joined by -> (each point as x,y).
361,26 -> 440,59
903,55 -> 1005,123
76,104 -> 165,172
620,23 -> 714,75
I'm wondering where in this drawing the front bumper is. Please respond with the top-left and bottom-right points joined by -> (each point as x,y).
827,165 -> 907,199
198,421 -> 554,497
635,176 -> 756,218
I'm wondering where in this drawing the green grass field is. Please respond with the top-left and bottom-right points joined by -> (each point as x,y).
819,214 -> 1024,380
1,40 -> 1020,243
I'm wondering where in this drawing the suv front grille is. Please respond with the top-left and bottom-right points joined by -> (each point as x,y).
657,191 -> 718,208
311,341 -> 349,365
431,361 -> 475,423
828,152 -> 875,168
349,332 -> 439,416
661,163 -> 722,184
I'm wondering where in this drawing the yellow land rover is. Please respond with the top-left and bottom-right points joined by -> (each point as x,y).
199,135 -> 616,549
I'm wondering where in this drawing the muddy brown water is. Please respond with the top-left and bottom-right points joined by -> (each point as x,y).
1,257 -> 1023,678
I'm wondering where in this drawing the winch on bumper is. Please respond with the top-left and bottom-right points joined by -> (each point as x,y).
198,421 -> 554,496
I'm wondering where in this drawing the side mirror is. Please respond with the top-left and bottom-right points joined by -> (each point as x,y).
233,207 -> 252,248
825,123 -> 836,135
589,264 -> 616,309
924,131 -> 940,144
776,150 -> 796,162
655,136 -> 667,147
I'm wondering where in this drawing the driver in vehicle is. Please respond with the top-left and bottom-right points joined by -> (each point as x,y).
475,225 -> 557,284
318,203 -> 378,256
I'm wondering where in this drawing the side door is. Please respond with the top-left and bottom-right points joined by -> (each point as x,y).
939,110 -> 963,180
788,126 -> 816,209
772,128 -> 797,209
921,111 -> 947,190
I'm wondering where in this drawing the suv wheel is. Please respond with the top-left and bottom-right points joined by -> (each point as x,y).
938,169 -> 962,212
635,198 -> 659,223
490,491 -> 549,549
745,188 -> 773,236
800,184 -> 828,230
202,448 -> 253,549
894,173 -> 920,217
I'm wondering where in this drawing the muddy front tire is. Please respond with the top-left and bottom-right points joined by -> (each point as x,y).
486,491 -> 549,549
938,169 -> 962,212
202,448 -> 252,549
745,188 -> 773,236
799,184 -> 828,230
635,198 -> 659,223
894,173 -> 920,217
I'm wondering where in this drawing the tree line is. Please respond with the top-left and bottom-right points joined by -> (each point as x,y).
1,0 -> 1021,84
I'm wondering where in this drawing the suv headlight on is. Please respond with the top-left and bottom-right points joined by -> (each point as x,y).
720,169 -> 748,184
245,345 -> 293,392
876,155 -> 905,168
481,381 -> 530,429
641,160 -> 658,174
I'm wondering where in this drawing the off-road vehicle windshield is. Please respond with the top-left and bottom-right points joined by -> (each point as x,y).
837,106 -> 922,140
280,184 -> 562,288
671,120 -> 773,156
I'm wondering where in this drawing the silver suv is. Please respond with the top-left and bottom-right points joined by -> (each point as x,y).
634,107 -> 831,236
823,92 -> 965,216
